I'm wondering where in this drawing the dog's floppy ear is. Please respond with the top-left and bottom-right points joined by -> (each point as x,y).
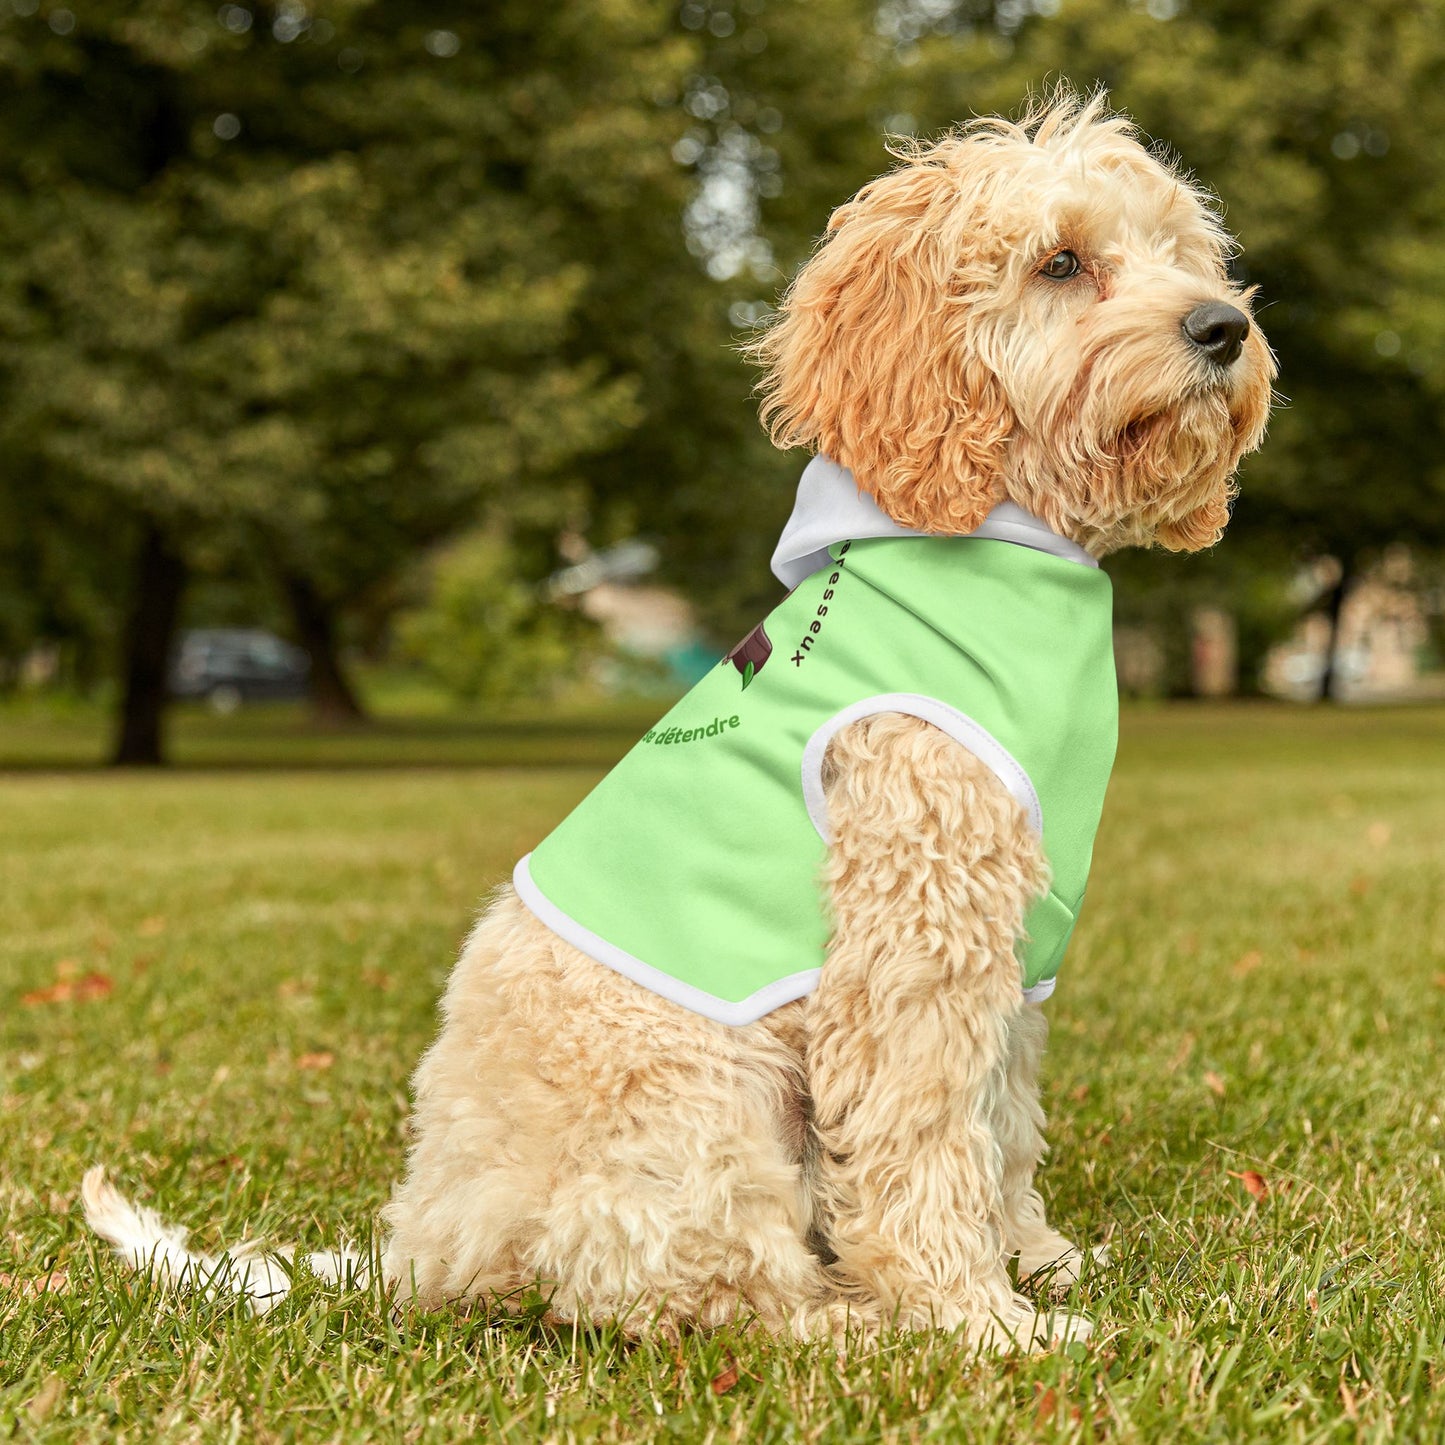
750,152 -> 1012,534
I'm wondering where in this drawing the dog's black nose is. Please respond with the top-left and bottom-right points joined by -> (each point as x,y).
1182,302 -> 1250,367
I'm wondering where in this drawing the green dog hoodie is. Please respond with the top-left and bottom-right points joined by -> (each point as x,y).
514,457 -> 1119,1026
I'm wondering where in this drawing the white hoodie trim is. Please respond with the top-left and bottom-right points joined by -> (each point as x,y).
770,456 -> 1097,589
800,693 -> 1044,843
513,854 -> 823,1026
799,693 -> 1058,1006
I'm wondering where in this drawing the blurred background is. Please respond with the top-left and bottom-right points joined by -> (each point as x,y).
2,0 -> 1444,766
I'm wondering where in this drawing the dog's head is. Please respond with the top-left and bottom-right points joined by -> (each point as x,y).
751,90 -> 1275,554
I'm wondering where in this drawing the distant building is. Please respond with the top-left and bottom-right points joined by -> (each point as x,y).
547,540 -> 715,688
1263,548 -> 1440,701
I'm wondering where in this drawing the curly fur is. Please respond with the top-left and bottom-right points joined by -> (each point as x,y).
379,717 -> 1086,1349
85,88 -> 1272,1353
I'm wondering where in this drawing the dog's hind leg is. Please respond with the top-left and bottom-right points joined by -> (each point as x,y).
513,987 -> 836,1339
804,713 -> 1090,1350
383,893 -> 833,1337
993,1004 -> 1100,1291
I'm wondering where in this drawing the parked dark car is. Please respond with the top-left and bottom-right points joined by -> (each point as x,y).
169,629 -> 310,712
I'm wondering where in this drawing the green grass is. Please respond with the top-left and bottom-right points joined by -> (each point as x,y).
0,686 -> 669,771
2,702 -> 1444,1442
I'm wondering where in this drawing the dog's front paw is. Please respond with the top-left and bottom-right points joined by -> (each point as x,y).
972,1294 -> 1093,1353
1018,1240 -> 1110,1293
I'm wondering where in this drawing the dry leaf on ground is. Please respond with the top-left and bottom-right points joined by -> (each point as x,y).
1035,1387 -> 1058,1424
1228,1169 -> 1269,1201
0,1268 -> 70,1299
295,1051 -> 334,1071
21,972 -> 114,1006
710,1358 -> 740,1396
1167,1034 -> 1196,1072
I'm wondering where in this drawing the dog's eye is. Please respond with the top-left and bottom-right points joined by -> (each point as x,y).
1040,250 -> 1081,280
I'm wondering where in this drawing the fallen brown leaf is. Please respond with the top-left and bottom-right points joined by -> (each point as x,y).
21,983 -> 68,1006
1232,950 -> 1263,977
1204,1070 -> 1227,1098
21,972 -> 113,1007
1070,1083 -> 1090,1103
711,1357 -> 740,1396
0,1268 -> 70,1299
1034,1386 -> 1058,1425
1228,1169 -> 1268,1201
295,1051 -> 334,1071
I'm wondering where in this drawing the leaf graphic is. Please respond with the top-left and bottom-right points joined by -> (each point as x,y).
742,661 -> 754,690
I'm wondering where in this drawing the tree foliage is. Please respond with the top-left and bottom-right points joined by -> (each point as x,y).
0,0 -> 704,752
395,531 -> 598,706
3,0 -> 1443,737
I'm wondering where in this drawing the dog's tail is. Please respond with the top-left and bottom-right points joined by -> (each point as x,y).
81,1165 -> 368,1315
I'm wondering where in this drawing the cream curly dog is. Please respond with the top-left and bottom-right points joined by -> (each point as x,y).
85,92 -> 1273,1351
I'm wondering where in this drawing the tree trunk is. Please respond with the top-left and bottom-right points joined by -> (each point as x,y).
112,524 -> 187,766
1317,555 -> 1355,703
281,571 -> 366,725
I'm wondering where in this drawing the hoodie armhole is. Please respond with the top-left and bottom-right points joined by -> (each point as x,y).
800,692 -> 1043,843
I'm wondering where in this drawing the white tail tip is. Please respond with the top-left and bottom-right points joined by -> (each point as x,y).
81,1166 -> 368,1315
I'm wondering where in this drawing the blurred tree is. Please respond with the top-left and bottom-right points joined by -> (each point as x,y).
573,0 -> 892,639
395,530 -> 598,706
7,0 -> 1443,741
0,452 -> 129,694
0,0 -> 693,758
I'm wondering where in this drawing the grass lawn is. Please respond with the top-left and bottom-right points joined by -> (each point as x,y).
2,702 -> 1443,1442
